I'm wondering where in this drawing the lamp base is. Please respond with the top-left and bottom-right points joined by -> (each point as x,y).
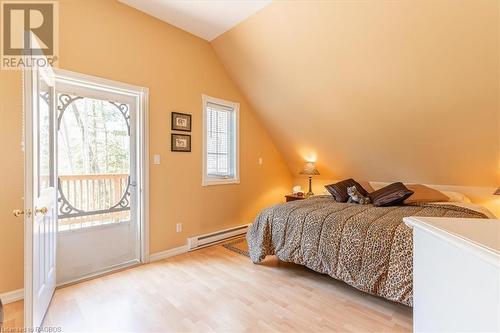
306,176 -> 314,198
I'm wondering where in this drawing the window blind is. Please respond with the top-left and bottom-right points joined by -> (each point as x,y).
206,102 -> 235,178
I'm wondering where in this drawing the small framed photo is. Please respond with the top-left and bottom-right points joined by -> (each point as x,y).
171,112 -> 192,132
171,133 -> 191,152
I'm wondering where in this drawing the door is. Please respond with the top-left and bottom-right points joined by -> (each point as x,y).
54,76 -> 141,284
21,54 -> 57,328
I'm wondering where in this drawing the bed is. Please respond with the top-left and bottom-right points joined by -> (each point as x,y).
246,195 -> 490,306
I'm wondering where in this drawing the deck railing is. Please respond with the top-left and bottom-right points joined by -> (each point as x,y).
58,173 -> 130,229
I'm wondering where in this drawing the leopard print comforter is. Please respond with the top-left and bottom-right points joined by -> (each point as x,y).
246,196 -> 487,306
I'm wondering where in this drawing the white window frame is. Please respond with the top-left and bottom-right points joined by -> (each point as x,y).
202,94 -> 240,186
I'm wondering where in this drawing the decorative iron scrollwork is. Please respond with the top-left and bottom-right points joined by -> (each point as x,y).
110,180 -> 131,211
40,92 -> 50,105
57,94 -> 131,134
57,177 -> 84,217
57,177 -> 131,219
56,94 -> 133,220
109,101 -> 131,135
57,93 -> 83,130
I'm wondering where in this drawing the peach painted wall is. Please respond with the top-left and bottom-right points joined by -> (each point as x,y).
0,71 -> 25,293
0,0 -> 292,293
212,0 -> 499,187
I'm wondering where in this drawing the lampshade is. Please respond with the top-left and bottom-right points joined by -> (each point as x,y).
494,187 -> 500,195
299,162 -> 320,176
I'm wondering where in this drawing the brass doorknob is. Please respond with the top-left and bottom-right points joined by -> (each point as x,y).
13,209 -> 24,217
13,209 -> 32,218
35,207 -> 49,216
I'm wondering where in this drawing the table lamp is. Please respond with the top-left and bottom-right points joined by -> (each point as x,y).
299,162 -> 320,197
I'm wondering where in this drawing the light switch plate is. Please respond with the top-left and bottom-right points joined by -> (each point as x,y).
153,154 -> 161,165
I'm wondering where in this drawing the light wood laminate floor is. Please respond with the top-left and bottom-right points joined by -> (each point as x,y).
3,244 -> 412,332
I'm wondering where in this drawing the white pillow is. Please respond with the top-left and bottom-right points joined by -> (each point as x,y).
440,190 -> 472,203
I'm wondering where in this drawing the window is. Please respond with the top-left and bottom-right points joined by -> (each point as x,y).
202,95 -> 239,186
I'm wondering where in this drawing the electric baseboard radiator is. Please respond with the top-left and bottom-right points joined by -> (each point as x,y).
187,224 -> 250,251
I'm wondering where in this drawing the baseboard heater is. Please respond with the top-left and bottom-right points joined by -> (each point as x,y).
187,224 -> 250,251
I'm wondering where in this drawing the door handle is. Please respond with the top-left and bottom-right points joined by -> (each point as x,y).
35,207 -> 49,216
13,209 -> 32,218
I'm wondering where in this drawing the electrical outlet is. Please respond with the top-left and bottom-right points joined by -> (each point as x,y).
176,223 -> 182,233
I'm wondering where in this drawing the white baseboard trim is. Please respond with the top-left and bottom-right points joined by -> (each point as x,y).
0,228 -> 244,302
149,245 -> 188,262
0,288 -> 23,304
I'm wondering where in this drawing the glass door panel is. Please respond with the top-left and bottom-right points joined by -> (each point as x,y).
57,95 -> 132,231
55,82 -> 139,284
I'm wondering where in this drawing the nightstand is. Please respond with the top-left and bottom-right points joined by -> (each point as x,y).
285,194 -> 306,202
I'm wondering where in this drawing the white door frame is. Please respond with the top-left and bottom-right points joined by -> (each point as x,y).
23,68 -> 150,326
52,68 -> 150,264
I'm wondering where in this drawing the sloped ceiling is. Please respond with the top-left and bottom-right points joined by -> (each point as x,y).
118,0 -> 271,41
212,0 -> 499,187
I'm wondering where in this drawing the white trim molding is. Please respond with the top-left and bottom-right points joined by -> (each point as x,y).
139,84 -> 150,264
54,68 -> 148,97
149,245 -> 188,262
0,289 -> 24,304
54,69 -> 150,265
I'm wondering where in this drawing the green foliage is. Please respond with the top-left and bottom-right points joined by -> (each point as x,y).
58,95 -> 130,176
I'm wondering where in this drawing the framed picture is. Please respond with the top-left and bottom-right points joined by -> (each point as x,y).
171,133 -> 191,152
171,112 -> 192,132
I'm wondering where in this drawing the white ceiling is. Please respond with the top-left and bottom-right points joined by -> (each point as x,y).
118,0 -> 271,41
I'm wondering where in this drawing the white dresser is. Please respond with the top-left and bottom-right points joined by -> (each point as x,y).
404,217 -> 500,333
